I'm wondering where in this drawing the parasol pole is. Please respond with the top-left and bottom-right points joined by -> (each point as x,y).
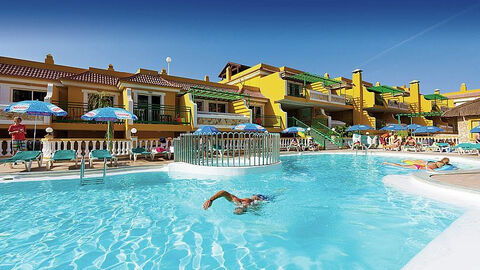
107,121 -> 111,151
33,115 -> 37,151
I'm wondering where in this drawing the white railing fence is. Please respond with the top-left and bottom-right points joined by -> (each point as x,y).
280,138 -> 309,149
40,138 -> 174,158
412,135 -> 460,145
174,132 -> 280,167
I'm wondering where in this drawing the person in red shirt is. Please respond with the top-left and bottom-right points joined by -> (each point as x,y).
8,117 -> 27,153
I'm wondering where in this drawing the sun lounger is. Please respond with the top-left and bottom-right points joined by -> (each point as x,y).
287,139 -> 302,152
46,150 -> 78,170
89,149 -> 118,168
130,147 -> 154,161
452,143 -> 478,155
0,151 -> 42,172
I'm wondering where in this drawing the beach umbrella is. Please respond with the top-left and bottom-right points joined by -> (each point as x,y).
379,124 -> 407,131
412,126 -> 445,134
4,100 -> 67,150
232,123 -> 267,132
81,107 -> 137,150
281,127 -> 306,134
346,125 -> 374,132
406,123 -> 423,130
470,125 -> 480,133
194,125 -> 220,134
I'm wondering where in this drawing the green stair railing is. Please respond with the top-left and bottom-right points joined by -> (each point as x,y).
289,117 -> 343,148
311,119 -> 343,147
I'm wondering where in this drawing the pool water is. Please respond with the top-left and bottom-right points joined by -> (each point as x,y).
0,154 -> 463,269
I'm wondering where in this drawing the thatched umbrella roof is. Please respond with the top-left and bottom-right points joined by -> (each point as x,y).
442,98 -> 480,118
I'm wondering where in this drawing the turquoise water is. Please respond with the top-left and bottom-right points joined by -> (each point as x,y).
0,154 -> 463,269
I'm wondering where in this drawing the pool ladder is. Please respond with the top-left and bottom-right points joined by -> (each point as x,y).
79,157 -> 106,185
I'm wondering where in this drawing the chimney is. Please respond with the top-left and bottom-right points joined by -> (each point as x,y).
375,82 -> 380,86
108,64 -> 114,71
460,83 -> 467,92
45,54 -> 54,65
434,89 -> 440,95
226,66 -> 232,81
204,75 -> 210,82
324,72 -> 329,78
160,68 -> 167,75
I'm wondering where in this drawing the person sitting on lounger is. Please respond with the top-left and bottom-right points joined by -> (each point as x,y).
404,136 -> 420,150
384,134 -> 401,151
382,157 -> 450,171
203,190 -> 269,214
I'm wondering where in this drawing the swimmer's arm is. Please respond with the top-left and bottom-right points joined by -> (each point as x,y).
203,190 -> 239,210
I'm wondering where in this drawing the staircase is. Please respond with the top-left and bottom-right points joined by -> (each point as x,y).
288,117 -> 343,149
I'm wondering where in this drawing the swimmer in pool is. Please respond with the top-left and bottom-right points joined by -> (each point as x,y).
203,190 -> 269,214
382,157 -> 450,171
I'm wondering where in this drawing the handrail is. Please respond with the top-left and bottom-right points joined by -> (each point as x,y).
289,117 -> 343,148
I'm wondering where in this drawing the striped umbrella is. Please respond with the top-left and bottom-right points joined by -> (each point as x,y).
379,124 -> 407,131
194,125 -> 220,134
232,123 -> 267,132
4,100 -> 68,150
82,107 -> 137,150
470,125 -> 480,133
412,126 -> 445,134
281,127 -> 306,134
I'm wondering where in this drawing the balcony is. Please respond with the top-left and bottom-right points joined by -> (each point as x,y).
52,101 -> 124,123
197,111 -> 249,128
308,90 -> 348,105
387,99 -> 409,111
133,104 -> 191,125
252,115 -> 283,128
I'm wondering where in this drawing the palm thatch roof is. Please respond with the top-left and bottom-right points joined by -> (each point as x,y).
442,98 -> 480,117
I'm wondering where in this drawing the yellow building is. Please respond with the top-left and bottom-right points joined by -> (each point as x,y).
442,83 -> 480,106
219,63 -> 456,140
0,55 -> 267,140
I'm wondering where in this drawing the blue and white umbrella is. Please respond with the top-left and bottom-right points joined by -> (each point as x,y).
412,126 -> 445,134
346,125 -> 374,132
470,125 -> 480,133
82,107 -> 137,150
379,124 -> 407,131
194,125 -> 220,135
232,123 -> 267,132
281,127 -> 306,134
4,100 -> 67,116
406,123 -> 423,130
81,107 -> 137,122
4,100 -> 68,150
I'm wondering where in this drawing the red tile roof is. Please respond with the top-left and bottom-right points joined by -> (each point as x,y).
121,73 -> 172,87
62,71 -> 119,86
0,63 -> 76,80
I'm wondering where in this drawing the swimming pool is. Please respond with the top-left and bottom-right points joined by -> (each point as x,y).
0,154 -> 464,269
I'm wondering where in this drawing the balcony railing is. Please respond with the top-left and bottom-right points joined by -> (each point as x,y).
252,114 -> 283,128
52,101 -> 124,123
133,104 -> 191,125
387,99 -> 409,110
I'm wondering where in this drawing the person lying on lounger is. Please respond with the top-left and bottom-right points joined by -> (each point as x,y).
382,157 -> 450,171
203,190 -> 269,214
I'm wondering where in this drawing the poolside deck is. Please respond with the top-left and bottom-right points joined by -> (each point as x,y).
0,157 -> 172,175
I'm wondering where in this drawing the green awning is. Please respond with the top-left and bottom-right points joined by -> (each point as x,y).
367,85 -> 406,95
396,111 -> 443,117
286,72 -> 342,87
423,94 -> 448,100
186,85 -> 249,101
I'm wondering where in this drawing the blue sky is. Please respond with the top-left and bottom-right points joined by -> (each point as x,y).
1,0 -> 479,93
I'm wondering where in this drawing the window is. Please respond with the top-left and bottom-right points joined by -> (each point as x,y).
208,102 -> 227,113
287,83 -> 302,97
471,119 -> 480,141
195,101 -> 205,112
249,106 -> 262,117
12,89 -> 46,102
